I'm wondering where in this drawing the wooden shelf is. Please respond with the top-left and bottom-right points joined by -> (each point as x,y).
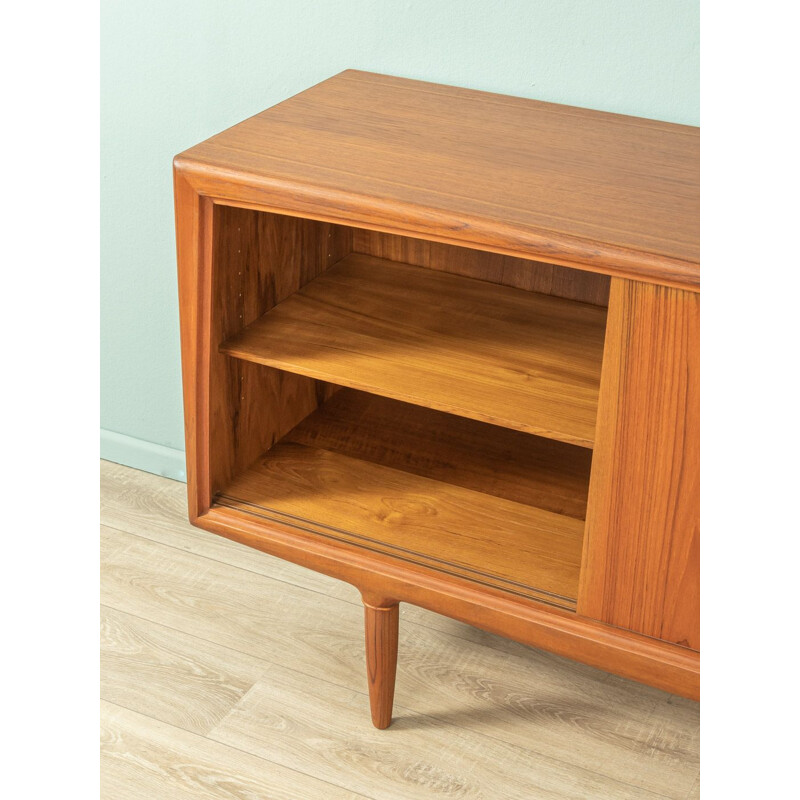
215,389 -> 587,609
221,254 -> 607,448
287,389 -> 592,520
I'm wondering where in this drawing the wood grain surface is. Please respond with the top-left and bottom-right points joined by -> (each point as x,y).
218,442 -> 585,608
174,171 -> 210,518
175,70 -> 699,289
208,664 -> 667,800
101,606 -> 267,735
221,254 -> 607,447
207,204 -> 349,496
579,279 -> 700,649
286,389 -> 592,519
101,701 -> 365,800
352,229 -> 611,306
101,461 -> 700,800
363,602 -> 399,729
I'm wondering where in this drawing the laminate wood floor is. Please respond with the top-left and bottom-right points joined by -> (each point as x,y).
100,460 -> 700,800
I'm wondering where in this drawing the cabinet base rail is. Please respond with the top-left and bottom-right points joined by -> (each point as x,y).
197,505 -> 700,723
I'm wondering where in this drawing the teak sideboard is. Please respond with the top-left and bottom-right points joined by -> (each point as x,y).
174,70 -> 699,729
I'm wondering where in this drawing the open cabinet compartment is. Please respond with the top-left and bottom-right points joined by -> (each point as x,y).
206,204 -> 611,612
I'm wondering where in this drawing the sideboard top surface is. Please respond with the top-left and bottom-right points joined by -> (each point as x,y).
176,70 -> 699,290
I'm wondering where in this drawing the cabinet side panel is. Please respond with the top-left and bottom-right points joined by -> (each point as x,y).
175,171 -> 213,518
578,278 -> 699,650
352,230 -> 610,306
208,206 -> 351,494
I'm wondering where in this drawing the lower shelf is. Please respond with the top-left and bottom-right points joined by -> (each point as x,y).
215,389 -> 588,609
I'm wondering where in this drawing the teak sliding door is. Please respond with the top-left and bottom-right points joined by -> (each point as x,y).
579,278 -> 700,651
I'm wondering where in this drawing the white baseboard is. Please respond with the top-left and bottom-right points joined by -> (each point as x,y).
100,429 -> 187,482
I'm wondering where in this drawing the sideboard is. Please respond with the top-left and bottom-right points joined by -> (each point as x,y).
174,70 -> 699,728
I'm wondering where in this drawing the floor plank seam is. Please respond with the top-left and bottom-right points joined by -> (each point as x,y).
204,695 -> 680,800
100,520 -> 365,605
101,600 -> 686,798
100,602 -> 280,678
163,618 -> 688,798
101,539 -> 677,728
101,463 -> 700,799
101,521 -> 602,677
101,532 -> 692,755
101,699 -> 379,800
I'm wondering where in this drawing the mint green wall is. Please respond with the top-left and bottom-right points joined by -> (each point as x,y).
100,0 -> 698,480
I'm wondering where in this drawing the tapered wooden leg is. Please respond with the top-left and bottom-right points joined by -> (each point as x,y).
363,601 -> 399,729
